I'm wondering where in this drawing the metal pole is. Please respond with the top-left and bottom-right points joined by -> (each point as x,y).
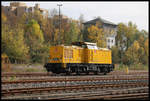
57,3 -> 62,45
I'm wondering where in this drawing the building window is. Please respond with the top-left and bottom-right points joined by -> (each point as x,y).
108,39 -> 110,42
112,40 -> 113,43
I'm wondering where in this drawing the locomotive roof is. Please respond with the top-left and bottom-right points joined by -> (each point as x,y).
98,48 -> 109,50
60,42 -> 110,50
72,42 -> 97,46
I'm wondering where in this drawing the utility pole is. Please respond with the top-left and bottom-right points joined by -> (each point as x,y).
57,3 -> 62,45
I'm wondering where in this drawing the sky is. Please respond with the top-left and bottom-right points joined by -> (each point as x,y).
2,1 -> 149,32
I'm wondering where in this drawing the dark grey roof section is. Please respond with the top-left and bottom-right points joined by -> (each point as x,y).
83,17 -> 117,26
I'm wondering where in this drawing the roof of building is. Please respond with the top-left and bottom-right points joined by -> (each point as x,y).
83,17 -> 117,26
10,2 -> 27,7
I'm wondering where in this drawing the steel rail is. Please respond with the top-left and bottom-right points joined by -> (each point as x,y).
2,87 -> 148,100
2,76 -> 148,84
2,82 -> 148,96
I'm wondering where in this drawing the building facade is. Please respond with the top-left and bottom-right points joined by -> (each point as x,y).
106,34 -> 116,49
2,2 -> 48,18
83,17 -> 118,49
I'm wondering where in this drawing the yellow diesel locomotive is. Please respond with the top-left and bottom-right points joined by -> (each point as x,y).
44,42 -> 114,75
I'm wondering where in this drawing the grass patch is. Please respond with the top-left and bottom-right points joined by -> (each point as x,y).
114,64 -> 148,71
114,64 -> 126,71
3,63 -> 148,73
25,67 -> 47,72
25,68 -> 39,72
128,64 -> 148,70
2,64 -> 47,73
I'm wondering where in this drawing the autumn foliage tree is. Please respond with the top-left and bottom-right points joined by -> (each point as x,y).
68,21 -> 80,43
25,19 -> 45,63
123,35 -> 148,65
2,24 -> 29,63
124,41 -> 140,65
115,22 -> 149,65
87,23 -> 106,47
111,46 -> 120,64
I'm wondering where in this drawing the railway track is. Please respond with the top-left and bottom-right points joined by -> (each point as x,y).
57,87 -> 149,100
2,86 -> 148,100
2,76 -> 148,95
2,71 -> 149,100
2,77 -> 148,88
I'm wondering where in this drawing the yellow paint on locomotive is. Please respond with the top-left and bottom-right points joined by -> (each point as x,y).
49,46 -> 64,63
49,44 -> 112,69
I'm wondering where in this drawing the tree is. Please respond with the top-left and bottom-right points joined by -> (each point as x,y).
64,20 -> 80,45
144,38 -> 149,56
111,46 -> 120,64
116,22 -> 138,50
78,14 -> 84,41
116,23 -> 127,50
143,38 -> 149,64
2,12 -> 7,23
124,40 -> 140,65
82,27 -> 89,42
70,21 -> 80,42
53,28 -> 59,45
2,24 -> 29,63
42,18 -> 54,43
141,29 -> 148,38
25,19 -> 44,43
136,34 -> 148,64
138,47 -> 145,64
116,23 -> 129,64
126,21 -> 138,49
25,19 -> 45,63
87,23 -> 106,48
137,35 -> 145,47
